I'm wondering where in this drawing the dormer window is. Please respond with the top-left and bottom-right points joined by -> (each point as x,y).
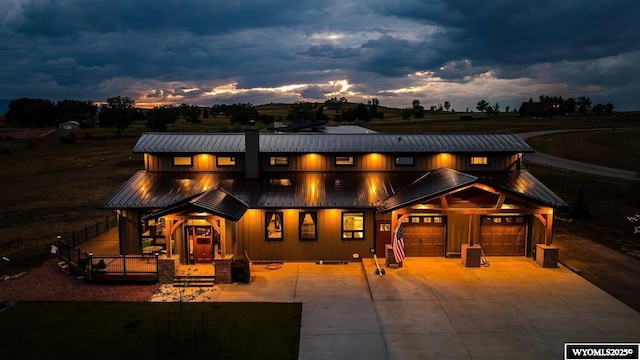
470,156 -> 489,165
173,156 -> 192,166
217,156 -> 236,166
269,156 -> 289,166
335,156 -> 354,166
395,156 -> 415,166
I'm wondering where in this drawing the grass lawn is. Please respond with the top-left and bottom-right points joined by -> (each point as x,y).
0,301 -> 301,360
525,127 -> 640,171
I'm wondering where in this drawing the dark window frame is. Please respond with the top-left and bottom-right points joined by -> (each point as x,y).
335,156 -> 355,166
299,211 -> 317,241
265,211 -> 284,241
173,156 -> 193,166
269,156 -> 289,166
216,155 -> 236,166
395,156 -> 415,166
341,211 -> 364,240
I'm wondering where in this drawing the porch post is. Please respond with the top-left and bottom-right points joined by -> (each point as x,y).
166,218 -> 173,259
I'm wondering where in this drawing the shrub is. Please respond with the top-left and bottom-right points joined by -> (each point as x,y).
24,137 -> 36,149
59,131 -> 77,144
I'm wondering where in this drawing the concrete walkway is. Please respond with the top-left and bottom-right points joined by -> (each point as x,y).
150,258 -> 640,359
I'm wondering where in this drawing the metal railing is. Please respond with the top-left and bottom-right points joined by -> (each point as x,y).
57,239 -> 159,282
67,216 -> 114,247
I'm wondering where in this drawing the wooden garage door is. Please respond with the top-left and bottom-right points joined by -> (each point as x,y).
403,216 -> 446,257
480,216 -> 526,256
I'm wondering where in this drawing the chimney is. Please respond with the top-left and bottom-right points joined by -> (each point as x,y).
245,119 -> 260,179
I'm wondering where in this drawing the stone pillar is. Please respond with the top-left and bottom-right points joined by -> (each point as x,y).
158,255 -> 177,284
461,244 -> 482,267
214,254 -> 234,284
536,244 -> 559,268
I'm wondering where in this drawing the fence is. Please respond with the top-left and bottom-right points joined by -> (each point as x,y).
57,238 -> 158,282
66,216 -> 114,248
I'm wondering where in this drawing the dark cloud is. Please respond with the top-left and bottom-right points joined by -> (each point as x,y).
1,0 -> 639,110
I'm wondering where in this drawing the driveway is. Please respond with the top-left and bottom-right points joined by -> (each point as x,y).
151,258 -> 640,359
518,129 -> 636,180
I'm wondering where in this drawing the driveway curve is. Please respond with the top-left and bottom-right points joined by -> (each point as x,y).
518,129 -> 636,180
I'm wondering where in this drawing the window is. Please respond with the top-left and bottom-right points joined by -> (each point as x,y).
395,156 -> 415,166
265,212 -> 283,241
335,156 -> 354,166
342,212 -> 364,239
470,156 -> 489,165
269,156 -> 289,166
217,156 -> 236,166
173,156 -> 192,166
299,212 -> 317,240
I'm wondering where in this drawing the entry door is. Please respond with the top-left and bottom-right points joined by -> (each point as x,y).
376,221 -> 392,258
188,226 -> 214,263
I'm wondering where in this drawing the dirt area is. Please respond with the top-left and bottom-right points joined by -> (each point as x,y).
0,129 -> 56,139
0,258 -> 160,302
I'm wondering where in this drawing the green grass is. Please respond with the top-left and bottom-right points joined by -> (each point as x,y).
0,301 -> 301,360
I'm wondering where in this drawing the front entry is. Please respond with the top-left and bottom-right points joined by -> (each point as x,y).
186,226 -> 219,263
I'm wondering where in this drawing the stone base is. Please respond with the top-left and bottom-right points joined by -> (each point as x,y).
461,244 -> 482,267
536,244 -> 559,268
385,244 -> 402,268
214,255 -> 234,284
158,255 -> 177,284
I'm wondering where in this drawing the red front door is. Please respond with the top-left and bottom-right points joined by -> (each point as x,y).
376,221 -> 392,258
188,226 -> 214,263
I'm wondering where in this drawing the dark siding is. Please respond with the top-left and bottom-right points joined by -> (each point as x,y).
119,210 -> 141,254
236,209 -> 375,261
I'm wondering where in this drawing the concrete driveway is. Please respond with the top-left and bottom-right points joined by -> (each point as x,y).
151,258 -> 640,359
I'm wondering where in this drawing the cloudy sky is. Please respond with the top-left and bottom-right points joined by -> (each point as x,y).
1,0 -> 639,111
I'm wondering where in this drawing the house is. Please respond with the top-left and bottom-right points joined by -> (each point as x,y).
103,124 -> 568,275
59,120 -> 80,130
519,101 -> 553,118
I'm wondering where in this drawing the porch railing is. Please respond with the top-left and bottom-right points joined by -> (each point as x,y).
57,239 -> 159,282
67,216 -> 115,248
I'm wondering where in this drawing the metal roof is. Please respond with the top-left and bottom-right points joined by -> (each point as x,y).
377,169 -> 569,213
377,168 -> 478,213
104,170 -> 422,210
145,187 -> 248,221
133,132 -> 533,154
475,171 -> 570,209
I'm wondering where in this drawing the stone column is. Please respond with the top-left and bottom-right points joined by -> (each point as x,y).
214,254 -> 234,284
158,255 -> 177,284
536,244 -> 559,268
461,244 -> 482,267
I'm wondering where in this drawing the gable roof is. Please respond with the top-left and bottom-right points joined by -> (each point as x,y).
145,187 -> 248,221
133,133 -> 533,154
377,168 -> 478,213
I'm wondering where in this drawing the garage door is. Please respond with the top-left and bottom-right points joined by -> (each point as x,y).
479,216 -> 526,256
403,216 -> 446,257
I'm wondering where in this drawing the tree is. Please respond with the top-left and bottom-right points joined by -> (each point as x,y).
476,99 -> 489,112
98,96 -> 136,133
145,105 -> 179,131
286,101 -> 316,123
5,98 -> 56,127
411,100 -> 425,118
367,98 -> 379,119
354,103 -> 370,122
179,104 -> 201,126
402,107 -> 412,120
505,106 -> 510,113
228,103 -> 259,125
56,99 -> 97,126
576,96 -> 592,113
444,101 -> 451,111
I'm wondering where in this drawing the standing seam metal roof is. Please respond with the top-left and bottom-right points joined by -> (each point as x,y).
133,133 -> 533,153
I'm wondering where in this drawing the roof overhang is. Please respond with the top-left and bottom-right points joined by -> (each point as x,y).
144,187 -> 248,221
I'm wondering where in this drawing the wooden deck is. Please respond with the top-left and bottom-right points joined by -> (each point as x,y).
76,228 -> 120,255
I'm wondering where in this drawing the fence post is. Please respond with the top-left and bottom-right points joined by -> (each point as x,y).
106,216 -> 110,231
122,255 -> 126,276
